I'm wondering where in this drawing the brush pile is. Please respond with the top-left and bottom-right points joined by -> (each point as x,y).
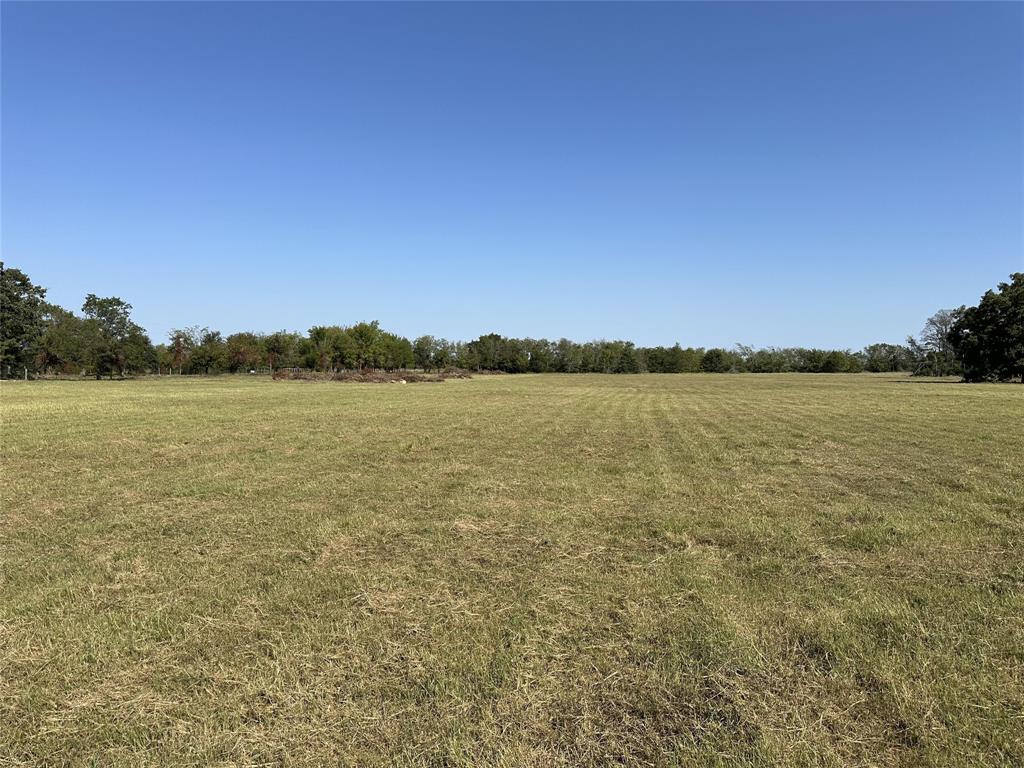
272,368 -> 473,383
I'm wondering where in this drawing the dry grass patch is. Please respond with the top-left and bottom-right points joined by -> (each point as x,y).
1,374 -> 1022,766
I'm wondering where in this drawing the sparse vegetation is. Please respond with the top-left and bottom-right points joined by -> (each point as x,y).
2,373 -> 1021,766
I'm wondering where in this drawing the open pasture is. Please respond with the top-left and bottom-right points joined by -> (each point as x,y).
1,374 -> 1021,766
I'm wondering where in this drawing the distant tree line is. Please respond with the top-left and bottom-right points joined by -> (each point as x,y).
2,263 -> 1021,381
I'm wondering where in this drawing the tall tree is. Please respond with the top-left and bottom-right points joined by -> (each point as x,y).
0,263 -> 47,377
168,328 -> 199,375
81,294 -> 151,378
264,331 -> 299,373
36,304 -> 93,375
190,329 -> 227,374
948,273 -> 1024,382
700,348 -> 731,373
348,321 -> 382,370
226,332 -> 264,372
154,343 -> 174,375
413,335 -> 435,371
308,326 -> 337,372
908,309 -> 961,376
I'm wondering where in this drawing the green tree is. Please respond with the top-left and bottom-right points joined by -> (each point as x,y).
348,321 -> 383,369
81,294 -> 151,378
191,329 -> 228,374
454,341 -> 479,371
0,263 -> 47,377
498,337 -> 529,372
433,339 -> 455,369
820,350 -> 858,373
909,309 -> 962,376
226,332 -> 264,372
168,328 -> 198,374
413,335 -> 435,371
123,327 -> 156,373
36,305 -> 92,375
525,339 -> 555,373
553,338 -> 584,372
379,332 -> 413,370
264,332 -> 291,373
468,333 -> 503,370
948,273 -> 1024,382
862,343 -> 913,373
614,342 -> 641,373
700,348 -> 731,373
154,344 -> 174,375
330,328 -> 356,370
309,326 -> 345,371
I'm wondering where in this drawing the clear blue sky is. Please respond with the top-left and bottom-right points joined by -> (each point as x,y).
3,2 -> 1022,348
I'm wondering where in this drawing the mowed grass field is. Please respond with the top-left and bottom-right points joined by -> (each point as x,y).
1,374 -> 1021,767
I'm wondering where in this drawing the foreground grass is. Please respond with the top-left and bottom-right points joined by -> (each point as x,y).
1,374 -> 1021,766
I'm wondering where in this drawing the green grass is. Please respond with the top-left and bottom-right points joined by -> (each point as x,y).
1,374 -> 1021,766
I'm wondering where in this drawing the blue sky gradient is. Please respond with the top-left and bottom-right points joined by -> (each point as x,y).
3,1 -> 1022,347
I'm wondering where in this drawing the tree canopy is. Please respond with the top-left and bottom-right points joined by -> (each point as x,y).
948,273 -> 1024,382
0,263 -> 48,376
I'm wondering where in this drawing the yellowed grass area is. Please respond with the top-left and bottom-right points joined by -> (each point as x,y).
1,374 -> 1021,766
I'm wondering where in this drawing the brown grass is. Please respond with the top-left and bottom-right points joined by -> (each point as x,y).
1,373 -> 1021,766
